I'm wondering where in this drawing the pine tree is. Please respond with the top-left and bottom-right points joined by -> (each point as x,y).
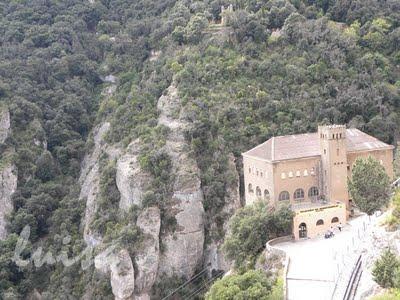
372,249 -> 400,288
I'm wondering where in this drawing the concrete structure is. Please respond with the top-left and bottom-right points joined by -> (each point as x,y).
221,4 -> 233,26
242,125 -> 394,239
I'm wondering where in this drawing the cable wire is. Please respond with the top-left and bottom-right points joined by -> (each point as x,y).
161,265 -> 211,300
183,271 -> 224,300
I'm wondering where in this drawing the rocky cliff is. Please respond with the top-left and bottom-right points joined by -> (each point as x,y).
0,108 -> 10,144
116,139 -> 151,211
134,207 -> 161,300
80,122 -> 121,245
79,84 -> 240,298
0,164 -> 17,240
157,85 -> 205,279
0,108 -> 17,241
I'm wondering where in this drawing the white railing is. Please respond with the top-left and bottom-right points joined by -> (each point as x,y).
266,236 -> 293,300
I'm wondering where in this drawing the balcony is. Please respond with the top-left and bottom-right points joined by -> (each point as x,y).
291,198 -> 333,211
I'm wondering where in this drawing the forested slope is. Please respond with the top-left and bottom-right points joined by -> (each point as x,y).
0,0 -> 399,299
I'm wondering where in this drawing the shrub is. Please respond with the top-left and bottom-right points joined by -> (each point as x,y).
206,270 -> 275,300
373,249 -> 400,288
222,202 -> 293,270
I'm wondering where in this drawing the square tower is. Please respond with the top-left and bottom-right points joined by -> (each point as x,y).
318,125 -> 349,208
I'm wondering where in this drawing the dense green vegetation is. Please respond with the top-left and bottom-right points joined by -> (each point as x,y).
206,269 -> 282,300
373,249 -> 400,289
372,289 -> 400,300
206,202 -> 290,300
348,156 -> 391,215
222,201 -> 293,270
0,0 -> 399,298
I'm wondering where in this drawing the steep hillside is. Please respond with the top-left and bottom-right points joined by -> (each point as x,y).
0,0 -> 399,299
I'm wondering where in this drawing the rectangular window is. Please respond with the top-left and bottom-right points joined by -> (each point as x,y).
337,148 -> 339,156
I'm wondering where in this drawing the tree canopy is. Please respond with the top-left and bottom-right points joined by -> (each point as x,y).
373,249 -> 400,289
348,156 -> 391,215
222,202 -> 293,270
205,270 -> 277,300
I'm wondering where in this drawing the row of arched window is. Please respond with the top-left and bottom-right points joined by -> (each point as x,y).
281,168 -> 315,179
248,184 -> 319,202
248,184 -> 270,200
316,217 -> 339,225
248,166 -> 266,178
278,187 -> 319,201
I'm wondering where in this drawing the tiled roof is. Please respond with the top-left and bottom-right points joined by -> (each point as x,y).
243,128 -> 393,162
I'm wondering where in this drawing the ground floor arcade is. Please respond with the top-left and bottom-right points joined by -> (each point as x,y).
292,201 -> 347,240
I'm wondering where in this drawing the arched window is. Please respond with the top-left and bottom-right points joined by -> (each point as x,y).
294,188 -> 304,201
256,186 -> 261,197
248,184 -> 254,194
331,217 -> 339,223
308,187 -> 319,198
296,170 -> 301,177
303,169 -> 308,176
310,167 -> 315,175
264,189 -> 270,200
281,172 -> 286,179
248,167 -> 251,173
288,171 -> 293,178
316,219 -> 324,226
279,191 -> 290,201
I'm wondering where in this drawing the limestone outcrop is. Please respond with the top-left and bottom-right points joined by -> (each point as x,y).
110,249 -> 135,300
0,107 -> 16,241
0,164 -> 17,240
0,108 -> 10,143
116,140 -> 151,211
134,207 -> 161,299
80,122 -> 121,245
204,153 -> 241,273
221,154 -> 242,227
157,85 -> 205,278
81,84 -> 241,298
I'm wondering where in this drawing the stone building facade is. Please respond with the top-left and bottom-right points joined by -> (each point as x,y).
242,125 -> 394,239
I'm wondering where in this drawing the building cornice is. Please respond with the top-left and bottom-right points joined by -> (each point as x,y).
241,153 -> 272,163
346,146 -> 394,155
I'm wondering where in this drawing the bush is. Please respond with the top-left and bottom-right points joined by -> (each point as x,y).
222,202 -> 293,270
206,270 -> 275,300
372,289 -> 400,300
372,249 -> 400,288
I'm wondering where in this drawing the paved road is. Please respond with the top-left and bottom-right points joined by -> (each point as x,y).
275,215 -> 370,300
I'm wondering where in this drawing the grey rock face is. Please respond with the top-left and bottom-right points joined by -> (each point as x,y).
116,140 -> 151,211
0,108 -> 10,143
0,164 -> 17,240
222,153 -> 241,224
134,207 -> 161,298
156,85 -> 205,279
80,122 -> 116,245
110,249 -> 135,300
204,153 -> 241,273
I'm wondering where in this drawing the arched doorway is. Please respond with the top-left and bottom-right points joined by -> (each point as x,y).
299,223 -> 307,238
